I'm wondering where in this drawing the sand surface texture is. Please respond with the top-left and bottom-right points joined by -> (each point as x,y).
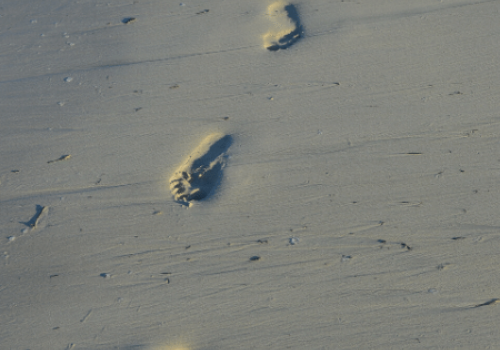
1,0 -> 500,349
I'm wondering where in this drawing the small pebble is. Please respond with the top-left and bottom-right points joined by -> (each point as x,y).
122,17 -> 136,24
250,256 -> 260,261
64,77 -> 73,83
100,273 -> 111,278
289,237 -> 299,245
401,242 -> 412,250
7,236 -> 15,242
341,255 -> 352,262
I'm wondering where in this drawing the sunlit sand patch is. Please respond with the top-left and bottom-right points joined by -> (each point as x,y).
151,346 -> 190,350
150,344 -> 191,350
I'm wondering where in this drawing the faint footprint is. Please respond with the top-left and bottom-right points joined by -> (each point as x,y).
263,1 -> 303,51
169,133 -> 232,205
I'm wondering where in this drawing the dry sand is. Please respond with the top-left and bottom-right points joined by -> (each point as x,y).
1,0 -> 500,349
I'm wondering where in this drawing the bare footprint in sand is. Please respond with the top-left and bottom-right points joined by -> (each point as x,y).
263,1 -> 303,51
169,133 -> 232,205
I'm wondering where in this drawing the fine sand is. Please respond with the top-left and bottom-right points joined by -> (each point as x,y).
1,0 -> 500,349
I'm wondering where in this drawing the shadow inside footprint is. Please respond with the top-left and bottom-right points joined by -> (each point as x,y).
20,204 -> 45,227
190,135 -> 232,171
185,161 -> 224,201
267,4 -> 303,51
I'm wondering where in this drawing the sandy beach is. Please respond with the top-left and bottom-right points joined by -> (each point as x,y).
1,0 -> 500,349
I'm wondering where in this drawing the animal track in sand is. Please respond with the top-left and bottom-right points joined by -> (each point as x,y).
169,133 -> 232,205
263,1 -> 302,51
